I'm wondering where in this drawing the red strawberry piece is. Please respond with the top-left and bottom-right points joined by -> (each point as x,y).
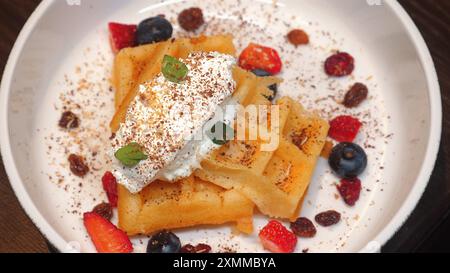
259,220 -> 297,253
108,22 -> 137,54
324,52 -> 354,77
328,115 -> 362,143
83,212 -> 133,253
102,171 -> 118,207
337,178 -> 362,206
238,43 -> 283,75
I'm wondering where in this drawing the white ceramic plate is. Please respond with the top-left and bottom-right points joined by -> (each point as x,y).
0,0 -> 441,253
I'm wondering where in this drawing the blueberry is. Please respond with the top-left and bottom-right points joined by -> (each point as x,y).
136,16 -> 173,45
328,142 -> 367,178
267,84 -> 278,96
251,69 -> 271,77
251,69 -> 278,101
146,230 -> 181,253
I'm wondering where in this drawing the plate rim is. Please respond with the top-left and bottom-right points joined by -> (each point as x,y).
358,0 -> 442,252
0,0 -> 442,253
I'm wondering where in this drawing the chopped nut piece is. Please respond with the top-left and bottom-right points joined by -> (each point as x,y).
320,141 -> 334,159
287,29 -> 309,46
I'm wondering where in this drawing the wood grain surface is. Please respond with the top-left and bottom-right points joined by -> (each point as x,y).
0,0 -> 449,253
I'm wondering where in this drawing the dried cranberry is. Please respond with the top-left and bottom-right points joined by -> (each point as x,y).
59,111 -> 79,129
178,7 -> 204,31
92,202 -> 113,220
290,217 -> 317,238
324,52 -> 354,77
315,210 -> 341,227
337,178 -> 362,206
180,244 -> 196,253
195,243 -> 212,253
287,29 -> 309,46
179,243 -> 212,253
343,83 -> 368,108
102,171 -> 118,207
68,154 -> 89,177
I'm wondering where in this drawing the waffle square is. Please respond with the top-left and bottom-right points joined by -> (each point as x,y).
110,35 -> 236,132
118,176 -> 254,235
195,97 -> 329,220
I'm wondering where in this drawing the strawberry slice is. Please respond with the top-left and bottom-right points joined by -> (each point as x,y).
328,115 -> 362,143
108,22 -> 137,54
238,43 -> 282,75
102,171 -> 118,207
259,220 -> 297,253
83,212 -> 133,253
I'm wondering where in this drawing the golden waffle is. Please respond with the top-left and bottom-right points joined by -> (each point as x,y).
231,66 -> 280,107
114,35 -> 255,235
195,97 -> 329,220
118,176 -> 254,235
110,35 -> 236,133
113,35 -> 327,234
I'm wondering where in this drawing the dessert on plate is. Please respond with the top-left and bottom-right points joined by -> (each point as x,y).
68,7 -> 369,253
112,32 -> 329,235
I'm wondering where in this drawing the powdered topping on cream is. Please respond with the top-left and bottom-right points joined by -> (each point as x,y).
111,51 -> 236,193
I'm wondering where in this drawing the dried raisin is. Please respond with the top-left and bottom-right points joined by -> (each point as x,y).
92,202 -> 113,220
315,210 -> 341,227
68,154 -> 89,177
290,217 -> 317,238
59,111 -> 79,129
343,83 -> 368,108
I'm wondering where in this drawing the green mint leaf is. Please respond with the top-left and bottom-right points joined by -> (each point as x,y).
162,55 -> 188,83
208,122 -> 235,146
114,142 -> 148,167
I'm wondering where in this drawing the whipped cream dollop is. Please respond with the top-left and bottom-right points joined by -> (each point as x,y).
111,51 -> 237,193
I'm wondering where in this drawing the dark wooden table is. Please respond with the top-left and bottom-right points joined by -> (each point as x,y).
0,0 -> 449,253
